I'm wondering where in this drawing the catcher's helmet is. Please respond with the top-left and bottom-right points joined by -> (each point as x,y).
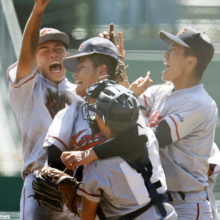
83,79 -> 140,134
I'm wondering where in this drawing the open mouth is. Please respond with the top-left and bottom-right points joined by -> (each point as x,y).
49,62 -> 61,73
164,61 -> 170,70
75,80 -> 83,85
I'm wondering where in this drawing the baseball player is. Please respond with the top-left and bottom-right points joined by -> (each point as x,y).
76,81 -> 177,220
61,26 -> 218,220
7,0 -> 81,219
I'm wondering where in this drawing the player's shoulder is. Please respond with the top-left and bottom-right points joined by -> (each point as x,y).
150,83 -> 174,96
61,78 -> 77,91
144,83 -> 173,93
186,84 -> 217,108
68,99 -> 84,111
56,100 -> 83,119
176,85 -> 217,117
7,62 -> 18,75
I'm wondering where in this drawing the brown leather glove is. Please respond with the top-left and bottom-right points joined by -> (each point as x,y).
31,167 -> 81,214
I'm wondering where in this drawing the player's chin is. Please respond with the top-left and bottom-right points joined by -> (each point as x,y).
161,69 -> 169,82
76,85 -> 86,97
50,72 -> 65,83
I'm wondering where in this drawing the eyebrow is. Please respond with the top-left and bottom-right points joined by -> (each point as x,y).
38,43 -> 64,51
77,64 -> 84,69
38,46 -> 49,51
54,43 -> 64,47
77,59 -> 85,66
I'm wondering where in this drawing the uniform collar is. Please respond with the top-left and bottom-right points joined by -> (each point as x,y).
172,84 -> 203,94
39,73 -> 68,88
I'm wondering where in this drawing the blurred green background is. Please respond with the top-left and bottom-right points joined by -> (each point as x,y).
0,0 -> 219,214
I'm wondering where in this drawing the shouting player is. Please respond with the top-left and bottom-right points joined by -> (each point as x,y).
62,26 -> 218,220
7,0 -> 81,219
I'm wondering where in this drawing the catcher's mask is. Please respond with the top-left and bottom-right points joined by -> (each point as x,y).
82,77 -> 147,134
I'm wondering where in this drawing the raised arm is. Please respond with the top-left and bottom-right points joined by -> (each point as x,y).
99,24 -> 130,88
16,0 -> 50,83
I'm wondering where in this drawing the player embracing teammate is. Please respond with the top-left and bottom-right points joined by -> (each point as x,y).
61,27 -> 219,220
6,0 -> 219,219
41,33 -> 177,219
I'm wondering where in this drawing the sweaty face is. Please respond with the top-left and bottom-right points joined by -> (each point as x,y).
162,43 -> 188,84
73,56 -> 102,97
36,40 -> 69,83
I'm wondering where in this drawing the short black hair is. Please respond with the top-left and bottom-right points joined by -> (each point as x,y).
183,47 -> 207,79
88,54 -> 118,80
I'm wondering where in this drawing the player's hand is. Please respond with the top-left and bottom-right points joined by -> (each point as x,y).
35,0 -> 50,7
129,71 -> 153,97
98,23 -> 125,57
61,149 -> 98,171
98,31 -> 110,40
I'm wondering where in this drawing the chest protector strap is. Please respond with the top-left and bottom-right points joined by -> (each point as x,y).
97,167 -> 168,220
139,167 -> 167,218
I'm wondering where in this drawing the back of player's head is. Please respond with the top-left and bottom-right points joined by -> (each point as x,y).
85,80 -> 140,134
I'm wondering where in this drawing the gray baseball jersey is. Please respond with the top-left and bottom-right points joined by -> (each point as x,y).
44,105 -> 177,219
44,101 -> 106,152
207,142 -> 220,220
8,62 -> 82,220
7,62 -> 82,179
139,84 -> 218,192
77,129 -> 177,220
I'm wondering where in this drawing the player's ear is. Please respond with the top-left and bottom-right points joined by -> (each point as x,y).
67,52 -> 70,57
99,65 -> 108,77
187,56 -> 197,68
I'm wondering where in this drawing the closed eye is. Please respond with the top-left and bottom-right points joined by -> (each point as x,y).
77,66 -> 83,71
171,43 -> 176,49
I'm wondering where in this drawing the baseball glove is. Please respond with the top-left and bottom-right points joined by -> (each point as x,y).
30,167 -> 80,214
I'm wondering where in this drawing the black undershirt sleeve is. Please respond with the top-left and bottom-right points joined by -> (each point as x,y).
93,123 -> 148,160
152,119 -> 173,148
46,145 -> 65,170
93,118 -> 173,160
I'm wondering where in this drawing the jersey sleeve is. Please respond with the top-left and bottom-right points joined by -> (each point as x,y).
164,99 -> 218,143
44,101 -> 82,152
7,62 -> 38,113
77,161 -> 108,203
138,85 -> 158,117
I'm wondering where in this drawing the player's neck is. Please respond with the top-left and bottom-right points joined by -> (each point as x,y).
173,75 -> 200,91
